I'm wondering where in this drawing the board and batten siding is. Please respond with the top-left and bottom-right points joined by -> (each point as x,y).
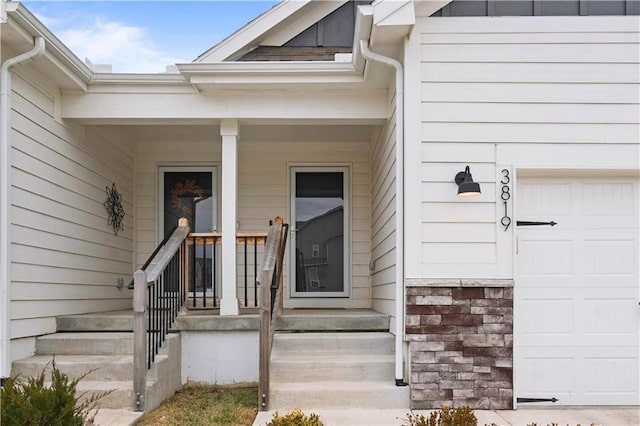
10,69 -> 134,342
416,16 -> 640,279
370,87 -> 397,320
135,128 -> 372,309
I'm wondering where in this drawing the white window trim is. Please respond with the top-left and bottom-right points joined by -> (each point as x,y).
289,165 -> 351,298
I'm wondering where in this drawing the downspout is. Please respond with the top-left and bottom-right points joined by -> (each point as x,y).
1,36 -> 46,379
359,40 -> 406,386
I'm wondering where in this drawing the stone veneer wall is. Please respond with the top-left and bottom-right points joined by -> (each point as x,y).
405,280 -> 514,410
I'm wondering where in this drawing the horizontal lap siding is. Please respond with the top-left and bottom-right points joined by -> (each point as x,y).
135,135 -> 371,308
239,139 -> 371,308
11,72 -> 134,339
371,87 -> 397,319
135,139 -> 221,267
419,16 -> 639,278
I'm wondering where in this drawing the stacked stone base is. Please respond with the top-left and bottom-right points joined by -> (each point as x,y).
406,280 -> 514,410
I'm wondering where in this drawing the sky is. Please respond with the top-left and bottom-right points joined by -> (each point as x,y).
20,1 -> 280,73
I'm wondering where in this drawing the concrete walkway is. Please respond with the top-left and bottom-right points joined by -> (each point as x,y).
253,407 -> 640,426
93,409 -> 142,426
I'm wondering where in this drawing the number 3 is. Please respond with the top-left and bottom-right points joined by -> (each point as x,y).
501,169 -> 510,185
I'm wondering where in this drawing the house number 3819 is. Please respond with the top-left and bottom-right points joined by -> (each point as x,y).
500,169 -> 511,231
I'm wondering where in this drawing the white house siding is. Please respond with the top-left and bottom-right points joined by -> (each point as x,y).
370,88 -> 397,319
415,16 -> 640,279
238,131 -> 371,309
10,69 -> 134,342
134,138 -> 221,268
134,126 -> 372,309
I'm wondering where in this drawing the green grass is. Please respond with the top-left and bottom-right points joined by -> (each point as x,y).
134,383 -> 258,426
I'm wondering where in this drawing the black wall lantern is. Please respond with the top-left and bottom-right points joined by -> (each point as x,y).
455,166 -> 481,197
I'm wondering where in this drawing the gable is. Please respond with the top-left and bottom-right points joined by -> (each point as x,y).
283,0 -> 371,48
237,0 -> 371,62
196,1 -> 347,62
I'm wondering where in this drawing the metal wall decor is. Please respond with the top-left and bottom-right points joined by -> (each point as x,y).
104,183 -> 125,236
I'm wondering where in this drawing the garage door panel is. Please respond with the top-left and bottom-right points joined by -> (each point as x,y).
586,357 -> 638,394
584,297 -> 638,336
519,182 -> 573,217
519,238 -> 574,276
582,181 -> 637,227
518,352 -> 574,396
517,287 -> 638,346
516,176 -> 639,406
518,349 -> 638,405
583,238 -> 636,276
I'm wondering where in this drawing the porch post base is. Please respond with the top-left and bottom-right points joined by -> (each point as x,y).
219,298 -> 239,316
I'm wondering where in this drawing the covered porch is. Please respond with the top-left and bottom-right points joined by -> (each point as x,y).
127,121 -> 381,316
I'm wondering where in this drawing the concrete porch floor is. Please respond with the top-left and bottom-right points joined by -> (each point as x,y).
57,308 -> 390,332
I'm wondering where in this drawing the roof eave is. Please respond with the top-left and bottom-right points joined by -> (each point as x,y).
195,0 -> 309,63
176,61 -> 364,88
6,2 -> 93,89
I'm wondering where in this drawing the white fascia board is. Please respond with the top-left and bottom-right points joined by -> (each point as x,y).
413,0 -> 452,18
372,0 -> 415,27
195,0 -> 311,63
369,0 -> 415,48
352,5 -> 374,74
90,73 -> 189,86
177,61 -> 361,86
7,2 -> 92,89
261,0 -> 348,46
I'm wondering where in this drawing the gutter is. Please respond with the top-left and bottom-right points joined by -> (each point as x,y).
359,40 -> 406,386
0,36 -> 46,379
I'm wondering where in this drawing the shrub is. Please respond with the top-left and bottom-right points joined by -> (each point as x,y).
403,406 -> 478,426
266,408 -> 324,426
0,359 -> 112,426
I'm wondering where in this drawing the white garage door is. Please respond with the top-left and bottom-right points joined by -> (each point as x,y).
515,176 -> 639,405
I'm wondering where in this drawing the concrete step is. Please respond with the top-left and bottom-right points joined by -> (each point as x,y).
272,332 -> 394,356
269,381 -> 410,410
76,380 -> 135,410
57,310 -> 133,332
11,355 -> 133,381
271,353 -> 394,383
275,310 -> 389,332
268,331 -> 404,411
36,332 -> 134,355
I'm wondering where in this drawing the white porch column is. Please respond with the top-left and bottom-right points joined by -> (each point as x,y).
220,119 -> 239,315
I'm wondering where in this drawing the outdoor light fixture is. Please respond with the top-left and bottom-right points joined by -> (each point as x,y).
455,166 -> 481,197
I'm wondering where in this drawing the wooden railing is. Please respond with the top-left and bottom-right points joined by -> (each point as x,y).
133,218 -> 190,412
258,217 -> 289,411
132,218 -> 282,412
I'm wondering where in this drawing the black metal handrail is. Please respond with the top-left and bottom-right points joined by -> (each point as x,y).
127,226 -> 177,290
185,232 -> 267,309
133,218 -> 190,412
